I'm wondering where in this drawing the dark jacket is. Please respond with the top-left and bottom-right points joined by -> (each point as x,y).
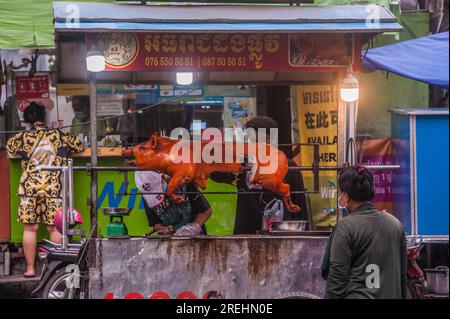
211,159 -> 308,234
322,203 -> 407,299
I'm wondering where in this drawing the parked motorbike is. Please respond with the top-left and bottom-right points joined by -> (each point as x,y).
406,235 -> 449,299
31,208 -> 88,299
406,235 -> 427,298
31,239 -> 89,299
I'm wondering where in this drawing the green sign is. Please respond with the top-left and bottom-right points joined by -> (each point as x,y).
9,157 -> 237,242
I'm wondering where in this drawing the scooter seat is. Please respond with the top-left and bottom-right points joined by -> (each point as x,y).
40,239 -> 61,249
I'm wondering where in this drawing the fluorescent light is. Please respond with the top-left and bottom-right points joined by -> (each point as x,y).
176,72 -> 193,86
340,73 -> 359,102
86,49 -> 105,72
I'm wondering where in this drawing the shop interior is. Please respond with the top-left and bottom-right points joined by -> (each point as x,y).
45,82 -> 339,162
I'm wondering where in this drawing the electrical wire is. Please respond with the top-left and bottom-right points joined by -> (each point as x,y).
0,86 -> 200,135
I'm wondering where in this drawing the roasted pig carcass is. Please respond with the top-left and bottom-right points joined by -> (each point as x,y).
123,133 -> 300,213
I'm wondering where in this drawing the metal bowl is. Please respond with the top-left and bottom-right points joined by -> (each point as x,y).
270,221 -> 309,232
102,207 -> 132,216
424,266 -> 449,295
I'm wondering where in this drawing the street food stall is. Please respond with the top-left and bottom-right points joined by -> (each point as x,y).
3,2 -> 405,298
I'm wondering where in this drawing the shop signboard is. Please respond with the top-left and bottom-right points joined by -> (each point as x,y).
15,74 -> 53,128
56,83 -> 158,95
15,74 -> 49,99
97,94 -> 124,117
56,83 -> 90,96
86,32 -> 353,72
295,84 -> 339,228
158,85 -> 204,98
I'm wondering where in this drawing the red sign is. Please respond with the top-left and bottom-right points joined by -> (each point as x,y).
359,139 -> 394,213
15,75 -> 49,99
87,33 -> 353,72
104,290 -> 216,299
17,99 -> 31,112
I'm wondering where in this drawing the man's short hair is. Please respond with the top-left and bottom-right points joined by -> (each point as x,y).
245,116 -> 278,130
338,166 -> 375,202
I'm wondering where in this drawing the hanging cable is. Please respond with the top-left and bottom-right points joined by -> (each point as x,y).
0,86 -> 200,135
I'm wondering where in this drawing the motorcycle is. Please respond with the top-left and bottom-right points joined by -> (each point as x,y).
31,239 -> 89,299
30,161 -> 89,299
31,208 -> 89,299
406,235 -> 427,299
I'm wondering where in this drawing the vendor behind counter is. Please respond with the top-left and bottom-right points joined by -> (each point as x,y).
136,170 -> 212,236
211,116 -> 309,235
69,96 -> 107,140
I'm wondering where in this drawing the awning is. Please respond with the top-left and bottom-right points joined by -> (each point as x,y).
53,3 -> 403,33
0,0 -> 116,50
362,32 -> 449,89
0,0 -> 54,49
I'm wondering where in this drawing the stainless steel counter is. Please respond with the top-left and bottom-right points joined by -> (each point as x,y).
89,235 -> 329,299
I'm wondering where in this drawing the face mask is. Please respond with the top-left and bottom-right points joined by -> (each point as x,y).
338,193 -> 350,217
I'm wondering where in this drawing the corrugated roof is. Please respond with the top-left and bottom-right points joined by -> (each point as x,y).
53,2 -> 402,33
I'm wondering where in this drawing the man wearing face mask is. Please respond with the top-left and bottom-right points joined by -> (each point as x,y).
321,164 -> 407,299
136,171 -> 212,236
210,116 -> 308,234
69,96 -> 106,139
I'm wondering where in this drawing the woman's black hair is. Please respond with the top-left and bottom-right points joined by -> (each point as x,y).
23,102 -> 46,124
245,116 -> 278,130
338,164 -> 375,202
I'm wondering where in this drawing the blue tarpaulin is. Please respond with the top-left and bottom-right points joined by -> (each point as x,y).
362,32 -> 449,89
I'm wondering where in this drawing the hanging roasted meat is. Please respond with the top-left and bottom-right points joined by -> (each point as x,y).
123,133 -> 300,213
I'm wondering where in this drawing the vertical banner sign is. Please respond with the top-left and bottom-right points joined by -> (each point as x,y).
296,85 -> 338,228
359,139 -> 394,213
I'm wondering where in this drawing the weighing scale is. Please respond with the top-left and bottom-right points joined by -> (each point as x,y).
102,208 -> 131,238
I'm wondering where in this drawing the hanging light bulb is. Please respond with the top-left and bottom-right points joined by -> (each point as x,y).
340,72 -> 359,102
176,72 -> 193,86
86,48 -> 105,72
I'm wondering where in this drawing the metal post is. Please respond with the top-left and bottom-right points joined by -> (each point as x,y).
4,251 -> 10,276
61,167 -> 68,250
7,69 -> 18,135
344,100 -> 358,165
89,72 -> 98,266
68,158 -> 75,225
45,164 -> 400,172
313,144 -> 319,192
